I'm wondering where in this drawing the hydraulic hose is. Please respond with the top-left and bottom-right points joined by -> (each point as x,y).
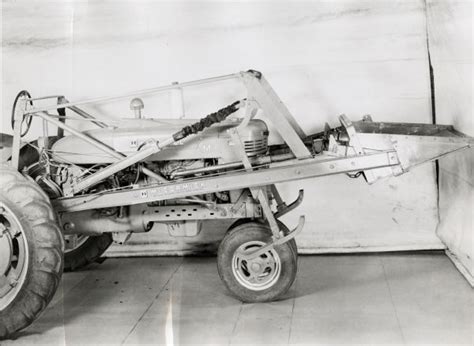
172,100 -> 244,141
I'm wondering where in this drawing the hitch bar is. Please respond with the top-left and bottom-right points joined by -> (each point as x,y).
237,215 -> 305,260
275,189 -> 304,219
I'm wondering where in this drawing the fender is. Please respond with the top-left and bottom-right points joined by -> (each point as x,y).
0,133 -> 40,170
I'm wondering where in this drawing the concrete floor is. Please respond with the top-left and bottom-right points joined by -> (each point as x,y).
4,252 -> 473,345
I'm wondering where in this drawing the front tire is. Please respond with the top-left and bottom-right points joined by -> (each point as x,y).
64,234 -> 112,271
0,166 -> 64,339
228,219 -> 298,260
217,222 -> 297,302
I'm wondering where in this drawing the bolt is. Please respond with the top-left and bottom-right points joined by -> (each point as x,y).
9,278 -> 18,288
11,228 -> 21,238
329,164 -> 335,169
250,262 -> 261,272
0,224 -> 9,238
63,222 -> 74,232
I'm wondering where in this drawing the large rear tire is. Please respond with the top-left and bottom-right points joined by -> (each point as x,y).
0,166 -> 64,339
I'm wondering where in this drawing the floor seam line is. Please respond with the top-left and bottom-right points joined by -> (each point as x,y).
228,302 -> 244,345
287,292 -> 297,345
49,269 -> 96,309
381,259 -> 407,345
121,258 -> 184,345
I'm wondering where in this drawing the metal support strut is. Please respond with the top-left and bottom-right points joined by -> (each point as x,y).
228,111 -> 306,260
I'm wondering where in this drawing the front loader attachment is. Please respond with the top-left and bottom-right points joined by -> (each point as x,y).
316,115 -> 473,184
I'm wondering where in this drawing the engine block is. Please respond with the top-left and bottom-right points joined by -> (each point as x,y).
51,119 -> 269,164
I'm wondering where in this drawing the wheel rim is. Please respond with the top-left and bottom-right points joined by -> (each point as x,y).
0,201 -> 29,311
232,241 -> 281,291
64,234 -> 89,253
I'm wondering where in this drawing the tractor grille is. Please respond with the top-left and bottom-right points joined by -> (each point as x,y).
244,138 -> 268,156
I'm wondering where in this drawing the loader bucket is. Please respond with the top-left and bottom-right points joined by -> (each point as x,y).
348,119 -> 473,183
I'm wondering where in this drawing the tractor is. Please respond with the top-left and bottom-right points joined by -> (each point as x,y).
0,70 -> 472,337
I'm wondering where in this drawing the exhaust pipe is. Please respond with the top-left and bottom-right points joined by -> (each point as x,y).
60,208 -> 151,236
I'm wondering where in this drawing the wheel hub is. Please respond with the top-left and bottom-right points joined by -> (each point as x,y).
0,202 -> 29,310
232,240 -> 281,291
250,261 -> 262,273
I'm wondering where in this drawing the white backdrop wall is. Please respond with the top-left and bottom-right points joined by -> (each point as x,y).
426,0 -> 473,283
1,0 -> 443,255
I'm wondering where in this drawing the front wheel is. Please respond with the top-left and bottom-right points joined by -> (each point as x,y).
64,234 -> 112,271
217,222 -> 297,302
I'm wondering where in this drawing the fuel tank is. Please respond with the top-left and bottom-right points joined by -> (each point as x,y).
51,118 -> 268,164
